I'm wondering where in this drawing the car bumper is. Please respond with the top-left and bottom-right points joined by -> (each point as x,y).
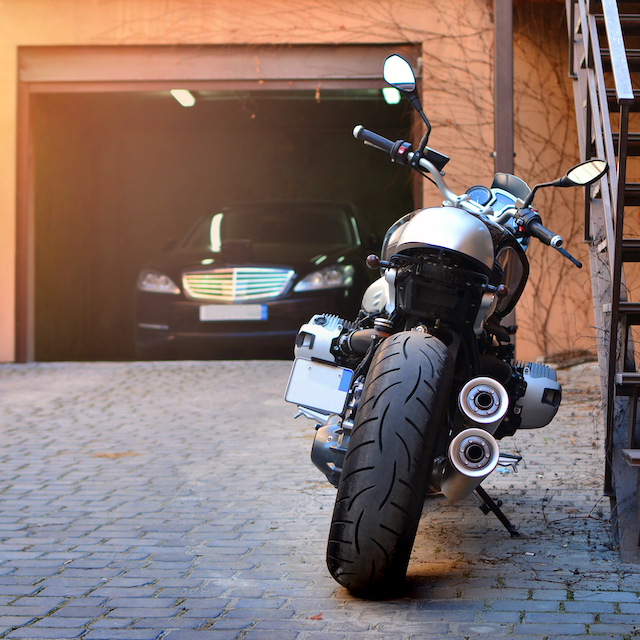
135,290 -> 360,357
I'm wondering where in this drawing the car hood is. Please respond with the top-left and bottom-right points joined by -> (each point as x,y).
144,243 -> 364,281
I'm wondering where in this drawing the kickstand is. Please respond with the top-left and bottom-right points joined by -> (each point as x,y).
475,485 -> 520,537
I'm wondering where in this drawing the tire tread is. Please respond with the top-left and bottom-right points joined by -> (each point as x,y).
326,332 -> 453,594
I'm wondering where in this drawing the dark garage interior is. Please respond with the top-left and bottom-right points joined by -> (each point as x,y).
32,89 -> 414,361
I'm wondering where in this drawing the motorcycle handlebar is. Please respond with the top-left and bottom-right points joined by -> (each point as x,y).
353,125 -> 394,154
528,220 -> 562,247
522,214 -> 563,248
354,125 -> 463,204
354,123 -> 581,267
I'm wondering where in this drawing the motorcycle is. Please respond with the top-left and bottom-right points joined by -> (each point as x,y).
284,54 -> 607,594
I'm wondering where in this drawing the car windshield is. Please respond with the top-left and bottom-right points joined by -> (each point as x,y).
182,204 -> 358,250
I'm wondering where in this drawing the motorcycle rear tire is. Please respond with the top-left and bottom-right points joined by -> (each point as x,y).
326,331 -> 453,594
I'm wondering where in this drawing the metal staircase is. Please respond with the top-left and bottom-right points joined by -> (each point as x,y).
567,0 -> 640,559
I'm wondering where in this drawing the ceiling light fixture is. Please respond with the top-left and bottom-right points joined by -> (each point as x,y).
170,89 -> 196,107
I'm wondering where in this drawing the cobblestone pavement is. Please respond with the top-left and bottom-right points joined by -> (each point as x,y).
0,360 -> 639,639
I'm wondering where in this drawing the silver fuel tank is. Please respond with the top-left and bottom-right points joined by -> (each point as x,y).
384,206 -> 495,272
362,207 -> 496,316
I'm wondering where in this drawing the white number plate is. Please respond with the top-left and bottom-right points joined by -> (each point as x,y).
199,304 -> 268,321
284,358 -> 353,415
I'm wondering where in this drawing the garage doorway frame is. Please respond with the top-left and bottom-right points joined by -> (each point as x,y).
15,44 -> 421,362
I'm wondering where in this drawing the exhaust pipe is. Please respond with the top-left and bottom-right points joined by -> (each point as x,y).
432,428 -> 500,502
458,376 -> 509,434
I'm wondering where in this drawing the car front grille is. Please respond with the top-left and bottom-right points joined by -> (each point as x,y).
182,267 -> 295,302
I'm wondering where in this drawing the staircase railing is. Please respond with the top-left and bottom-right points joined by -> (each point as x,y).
567,0 -> 635,546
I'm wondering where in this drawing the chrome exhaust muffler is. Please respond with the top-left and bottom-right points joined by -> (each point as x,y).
458,376 -> 509,434
432,427 -> 500,502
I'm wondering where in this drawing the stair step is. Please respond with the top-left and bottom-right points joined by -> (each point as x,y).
612,132 -> 640,155
623,449 -> 640,466
625,183 -> 640,206
601,48 -> 640,72
618,301 -> 640,323
607,88 -> 640,110
616,372 -> 640,394
592,3 -> 640,22
592,1 -> 640,10
597,14 -> 640,35
622,237 -> 640,261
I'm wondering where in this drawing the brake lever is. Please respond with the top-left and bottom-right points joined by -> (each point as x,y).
555,245 -> 582,268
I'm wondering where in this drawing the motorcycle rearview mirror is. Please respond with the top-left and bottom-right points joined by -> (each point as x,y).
562,159 -> 608,187
383,54 -> 431,145
523,158 -> 608,208
383,54 -> 417,94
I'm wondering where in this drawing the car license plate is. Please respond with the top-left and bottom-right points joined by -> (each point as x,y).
199,304 -> 268,321
284,358 -> 353,414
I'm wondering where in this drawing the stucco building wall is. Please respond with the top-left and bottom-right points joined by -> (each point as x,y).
0,0 -> 586,362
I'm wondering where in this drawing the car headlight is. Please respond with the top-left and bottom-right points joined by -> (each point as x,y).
294,265 -> 355,292
137,270 -> 180,294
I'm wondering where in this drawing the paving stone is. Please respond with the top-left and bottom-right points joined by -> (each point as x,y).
10,596 -> 67,609
564,600 -> 616,615
88,587 -> 158,598
405,611 -> 476,622
530,589 -> 569,600
481,611 -> 520,623
31,617 -> 92,628
241,632 -> 299,640
221,608 -> 294,619
88,619 -> 133,628
0,603 -> 60,616
104,597 -> 176,608
409,636 -> 465,640
231,597 -> 287,609
377,622 -> 450,634
0,586 -> 41,596
489,599 -> 559,612
455,623 -> 510,636
252,618 -> 329,631
573,589 -> 640,602
589,624 -> 640,635
523,612 -> 594,623
600,613 -> 640,624
209,618 -> 253,630
132,618 -> 210,629
36,586 -> 95,597
0,361 -> 635,638
50,606 -> 109,617
84,631 -> 163,640
512,623 -> 587,635
105,607 -> 178,618
5,629 -> 86,639
0,617 -> 37,627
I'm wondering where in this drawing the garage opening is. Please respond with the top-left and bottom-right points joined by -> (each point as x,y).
31,88 -> 414,360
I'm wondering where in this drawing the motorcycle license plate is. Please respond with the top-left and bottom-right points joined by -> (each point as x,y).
285,358 -> 353,415
199,304 -> 267,321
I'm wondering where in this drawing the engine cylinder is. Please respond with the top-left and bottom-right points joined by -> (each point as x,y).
458,376 -> 509,434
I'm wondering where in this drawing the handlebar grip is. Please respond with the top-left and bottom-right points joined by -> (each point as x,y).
527,220 -> 563,248
353,125 -> 394,154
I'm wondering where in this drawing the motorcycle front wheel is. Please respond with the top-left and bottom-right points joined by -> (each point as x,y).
326,331 -> 454,594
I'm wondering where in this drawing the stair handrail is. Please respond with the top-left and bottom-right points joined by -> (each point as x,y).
567,0 -> 634,494
601,0 -> 634,104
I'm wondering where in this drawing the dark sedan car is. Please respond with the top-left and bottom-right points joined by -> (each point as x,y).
134,201 -> 379,359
